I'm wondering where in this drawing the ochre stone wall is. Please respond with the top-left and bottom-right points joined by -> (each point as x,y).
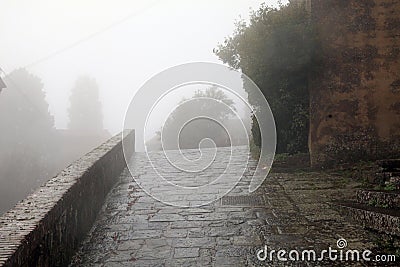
309,0 -> 400,167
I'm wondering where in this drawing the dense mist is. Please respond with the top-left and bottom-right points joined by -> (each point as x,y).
0,70 -> 110,214
0,0 -> 287,214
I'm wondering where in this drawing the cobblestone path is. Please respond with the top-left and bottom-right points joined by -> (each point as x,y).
71,148 -> 379,267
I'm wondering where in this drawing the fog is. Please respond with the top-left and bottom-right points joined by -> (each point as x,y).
1,0 -> 286,133
0,0 -> 286,214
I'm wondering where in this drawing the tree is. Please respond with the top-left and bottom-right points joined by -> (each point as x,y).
68,76 -> 104,134
149,87 -> 237,150
0,68 -> 56,214
0,77 -> 6,93
215,2 -> 320,154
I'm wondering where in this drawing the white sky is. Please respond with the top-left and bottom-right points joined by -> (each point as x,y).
0,0 -> 287,134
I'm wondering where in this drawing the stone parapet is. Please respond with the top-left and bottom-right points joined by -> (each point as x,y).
0,130 -> 135,266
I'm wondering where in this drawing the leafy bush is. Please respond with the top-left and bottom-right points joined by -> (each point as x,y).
215,2 -> 320,154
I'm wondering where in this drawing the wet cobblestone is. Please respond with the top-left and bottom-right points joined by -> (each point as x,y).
71,148 -> 382,266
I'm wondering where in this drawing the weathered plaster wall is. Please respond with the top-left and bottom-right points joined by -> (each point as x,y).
309,0 -> 400,167
0,130 -> 135,267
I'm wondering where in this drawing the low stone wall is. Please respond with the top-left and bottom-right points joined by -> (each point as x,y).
335,201 -> 400,237
0,130 -> 135,267
357,189 -> 400,209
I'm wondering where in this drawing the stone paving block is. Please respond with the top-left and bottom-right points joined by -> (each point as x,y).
117,240 -> 144,251
128,259 -> 165,267
173,247 -> 200,258
170,220 -> 204,229
233,235 -> 262,246
186,213 -> 228,221
216,237 -> 232,246
104,250 -> 135,263
133,246 -> 172,260
163,228 -> 188,238
119,229 -> 163,240
208,226 -> 239,237
179,208 -> 214,215
165,258 -> 203,267
276,224 -> 309,235
145,238 -> 170,249
173,237 -> 215,248
215,256 -> 246,266
149,213 -> 185,222
187,227 -> 207,238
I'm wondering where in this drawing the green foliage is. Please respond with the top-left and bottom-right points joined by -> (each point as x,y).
274,153 -> 289,162
215,2 -> 320,154
373,184 -> 397,191
384,184 -> 396,191
249,138 -> 261,159
251,114 -> 261,150
368,198 -> 390,208
368,199 -> 377,206
160,87 -> 237,150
